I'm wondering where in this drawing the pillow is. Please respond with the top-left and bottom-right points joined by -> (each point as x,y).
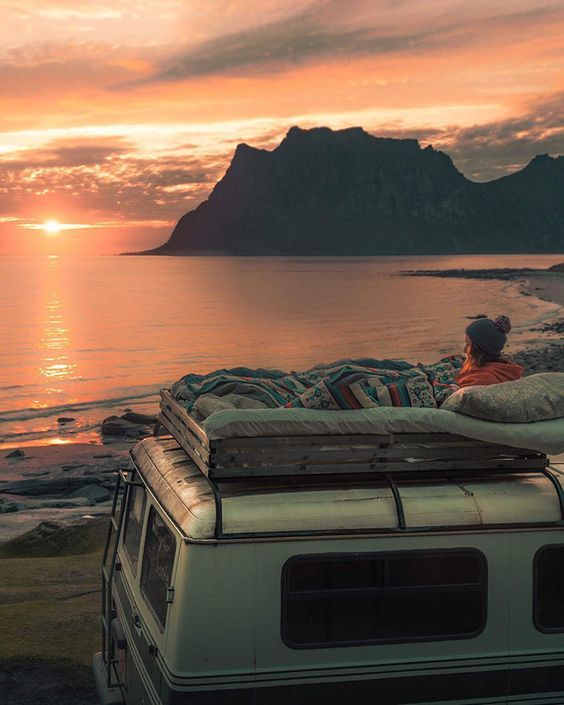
192,393 -> 269,420
440,372 -> 564,422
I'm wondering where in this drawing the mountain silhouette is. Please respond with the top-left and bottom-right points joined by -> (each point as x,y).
144,126 -> 564,255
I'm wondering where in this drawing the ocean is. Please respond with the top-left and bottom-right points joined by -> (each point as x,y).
1,253 -> 562,448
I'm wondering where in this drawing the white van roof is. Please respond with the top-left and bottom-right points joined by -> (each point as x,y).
130,437 -> 564,542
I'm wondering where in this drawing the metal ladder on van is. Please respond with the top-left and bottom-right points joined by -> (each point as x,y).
100,467 -> 138,690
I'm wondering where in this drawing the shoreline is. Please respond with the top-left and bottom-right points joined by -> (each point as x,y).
404,266 -> 564,304
404,265 -> 564,335
522,272 -> 564,307
402,267 -> 564,373
0,390 -> 162,451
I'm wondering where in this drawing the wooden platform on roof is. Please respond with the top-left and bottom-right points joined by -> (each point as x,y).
159,389 -> 548,480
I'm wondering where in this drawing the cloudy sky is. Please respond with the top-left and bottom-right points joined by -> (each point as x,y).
1,0 -> 563,253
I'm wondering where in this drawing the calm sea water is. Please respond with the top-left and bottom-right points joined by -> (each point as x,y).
1,254 -> 562,448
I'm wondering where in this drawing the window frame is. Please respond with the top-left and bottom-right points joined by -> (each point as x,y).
121,481 -> 147,577
533,543 -> 564,634
139,504 -> 178,632
281,548 -> 488,650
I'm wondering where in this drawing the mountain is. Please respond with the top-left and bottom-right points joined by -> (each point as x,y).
145,126 -> 564,255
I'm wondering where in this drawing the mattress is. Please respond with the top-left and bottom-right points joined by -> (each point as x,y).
202,406 -> 564,456
159,390 -> 563,482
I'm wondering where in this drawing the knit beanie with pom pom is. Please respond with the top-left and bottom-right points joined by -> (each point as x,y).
465,315 -> 512,356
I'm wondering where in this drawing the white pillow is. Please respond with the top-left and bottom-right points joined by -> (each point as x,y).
441,372 -> 564,422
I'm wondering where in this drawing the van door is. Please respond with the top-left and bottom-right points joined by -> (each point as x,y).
508,533 -> 564,703
137,506 -> 178,692
116,501 -> 178,704
115,480 -> 160,702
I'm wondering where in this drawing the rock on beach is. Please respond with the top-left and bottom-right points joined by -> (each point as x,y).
68,484 -> 111,503
0,407 -> 159,543
101,412 -> 157,439
5,449 -> 25,459
513,342 -> 564,374
0,443 -> 130,543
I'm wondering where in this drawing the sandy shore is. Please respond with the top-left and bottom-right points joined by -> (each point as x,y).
524,271 -> 564,306
404,265 -> 564,306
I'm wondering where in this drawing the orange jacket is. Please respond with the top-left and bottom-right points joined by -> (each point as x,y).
455,360 -> 524,388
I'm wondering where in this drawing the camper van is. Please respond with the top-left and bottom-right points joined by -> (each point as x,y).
93,427 -> 564,705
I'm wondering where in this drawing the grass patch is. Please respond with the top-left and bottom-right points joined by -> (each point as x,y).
0,517 -> 118,702
0,516 -> 109,558
1,656 -> 99,705
0,519 -> 110,665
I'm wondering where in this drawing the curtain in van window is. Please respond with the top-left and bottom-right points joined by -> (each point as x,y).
140,507 -> 177,629
123,484 -> 146,575
282,550 -> 486,647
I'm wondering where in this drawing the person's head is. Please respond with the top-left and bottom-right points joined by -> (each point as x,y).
463,315 -> 512,368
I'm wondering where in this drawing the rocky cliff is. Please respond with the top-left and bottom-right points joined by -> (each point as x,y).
147,126 -> 564,255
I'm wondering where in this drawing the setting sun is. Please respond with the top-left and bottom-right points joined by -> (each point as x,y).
43,220 -> 61,235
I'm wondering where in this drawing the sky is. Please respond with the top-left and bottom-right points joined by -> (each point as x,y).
0,0 -> 563,254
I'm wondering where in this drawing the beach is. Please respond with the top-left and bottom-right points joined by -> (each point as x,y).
525,271 -> 564,306
0,443 -> 130,542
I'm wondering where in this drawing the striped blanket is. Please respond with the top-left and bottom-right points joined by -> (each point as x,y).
171,356 -> 465,420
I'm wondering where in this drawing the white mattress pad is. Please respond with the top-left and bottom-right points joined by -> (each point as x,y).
202,406 -> 564,455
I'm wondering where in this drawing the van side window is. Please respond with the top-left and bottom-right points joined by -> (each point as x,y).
122,483 -> 146,575
282,550 -> 486,648
140,507 -> 177,630
534,545 -> 564,632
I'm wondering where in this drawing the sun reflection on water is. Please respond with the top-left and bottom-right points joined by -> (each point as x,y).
39,258 -> 77,381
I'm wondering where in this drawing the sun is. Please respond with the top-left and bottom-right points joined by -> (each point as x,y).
43,220 -> 61,235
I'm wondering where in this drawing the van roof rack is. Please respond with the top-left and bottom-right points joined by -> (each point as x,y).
130,437 -> 564,541
159,390 -> 549,481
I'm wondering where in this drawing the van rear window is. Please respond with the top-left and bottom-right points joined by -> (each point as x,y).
282,550 -> 486,648
122,483 -> 146,575
140,507 -> 177,630
534,545 -> 564,632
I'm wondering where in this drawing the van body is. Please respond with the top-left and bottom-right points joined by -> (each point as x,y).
93,436 -> 564,705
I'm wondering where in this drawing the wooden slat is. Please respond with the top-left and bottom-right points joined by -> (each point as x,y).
212,433 -> 393,450
159,411 -> 211,477
208,456 -> 549,479
391,433 -> 496,444
212,444 -> 542,469
214,443 -> 535,460
160,390 -> 210,447
214,432 -> 539,453
158,396 -> 210,457
214,438 -> 527,453
159,408 -> 211,463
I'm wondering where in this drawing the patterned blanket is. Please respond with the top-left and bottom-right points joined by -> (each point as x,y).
171,356 -> 465,420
